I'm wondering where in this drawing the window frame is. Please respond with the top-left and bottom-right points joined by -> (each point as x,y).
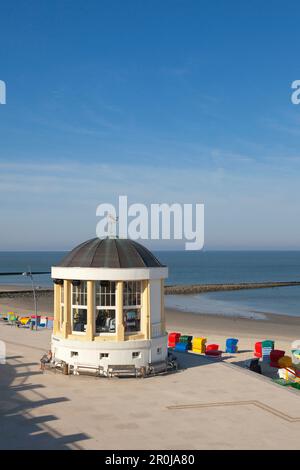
123,281 -> 142,334
71,282 -> 88,335
95,281 -> 116,335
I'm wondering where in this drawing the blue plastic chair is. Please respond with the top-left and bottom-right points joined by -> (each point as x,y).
226,338 -> 239,353
174,342 -> 189,352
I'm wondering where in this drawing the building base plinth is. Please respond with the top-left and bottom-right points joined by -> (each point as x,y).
51,334 -> 168,376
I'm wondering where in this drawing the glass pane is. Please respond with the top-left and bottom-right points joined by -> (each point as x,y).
95,309 -> 116,333
72,307 -> 87,332
72,282 -> 87,306
95,281 -> 116,307
123,281 -> 141,307
60,286 -> 64,303
124,308 -> 140,333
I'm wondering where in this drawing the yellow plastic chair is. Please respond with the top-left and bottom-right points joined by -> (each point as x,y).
192,337 -> 207,354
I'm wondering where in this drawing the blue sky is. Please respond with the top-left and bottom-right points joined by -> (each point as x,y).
1,0 -> 300,250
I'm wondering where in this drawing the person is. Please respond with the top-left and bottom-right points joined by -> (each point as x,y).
40,350 -> 52,371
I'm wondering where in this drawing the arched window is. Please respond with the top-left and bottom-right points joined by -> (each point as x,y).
123,281 -> 141,333
71,281 -> 87,333
95,281 -> 116,334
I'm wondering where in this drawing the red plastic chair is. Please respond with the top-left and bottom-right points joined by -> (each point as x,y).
254,341 -> 262,358
168,332 -> 181,348
205,344 -> 221,357
270,349 -> 285,368
206,344 -> 219,352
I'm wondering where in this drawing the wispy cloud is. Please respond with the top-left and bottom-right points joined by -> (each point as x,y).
1,157 -> 300,249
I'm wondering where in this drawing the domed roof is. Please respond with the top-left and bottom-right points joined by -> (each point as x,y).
57,238 -> 165,269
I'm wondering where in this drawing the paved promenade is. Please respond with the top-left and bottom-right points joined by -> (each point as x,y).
0,324 -> 300,449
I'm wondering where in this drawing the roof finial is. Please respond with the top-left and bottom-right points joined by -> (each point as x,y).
107,213 -> 119,239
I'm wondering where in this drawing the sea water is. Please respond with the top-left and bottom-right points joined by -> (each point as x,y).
0,250 -> 300,318
159,251 -> 300,318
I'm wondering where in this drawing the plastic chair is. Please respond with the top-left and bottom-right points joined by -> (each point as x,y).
174,342 -> 188,352
168,332 -> 181,348
192,337 -> 207,353
254,341 -> 262,358
270,349 -> 285,368
226,338 -> 239,353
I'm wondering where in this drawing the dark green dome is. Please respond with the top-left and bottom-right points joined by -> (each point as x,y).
57,238 -> 164,269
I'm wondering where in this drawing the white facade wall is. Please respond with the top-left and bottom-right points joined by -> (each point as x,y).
52,266 -> 168,281
149,279 -> 161,324
52,334 -> 168,372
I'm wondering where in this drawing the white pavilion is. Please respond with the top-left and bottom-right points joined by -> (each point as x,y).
51,237 -> 169,376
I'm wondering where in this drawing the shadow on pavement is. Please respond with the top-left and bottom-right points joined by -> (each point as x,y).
0,355 -> 90,449
174,350 -> 235,370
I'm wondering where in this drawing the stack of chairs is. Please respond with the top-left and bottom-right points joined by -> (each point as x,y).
179,335 -> 193,350
174,335 -> 193,352
270,349 -> 285,368
262,340 -> 275,363
168,332 -> 181,348
226,338 -> 239,353
205,344 -> 222,357
192,337 -> 207,354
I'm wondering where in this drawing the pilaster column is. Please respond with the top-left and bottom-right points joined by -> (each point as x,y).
53,283 -> 60,334
62,280 -> 71,338
116,281 -> 125,340
161,279 -> 166,335
86,281 -> 94,340
142,280 -> 150,339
